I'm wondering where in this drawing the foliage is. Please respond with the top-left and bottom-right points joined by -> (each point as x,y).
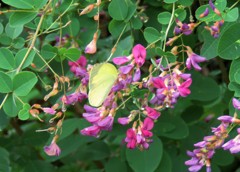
0,0 -> 240,172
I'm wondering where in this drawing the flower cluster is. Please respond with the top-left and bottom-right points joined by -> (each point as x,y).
119,106 -> 160,150
80,92 -> 116,137
112,44 -> 147,91
68,55 -> 89,85
200,0 -> 224,38
146,65 -> 192,108
174,19 -> 196,36
186,98 -> 240,172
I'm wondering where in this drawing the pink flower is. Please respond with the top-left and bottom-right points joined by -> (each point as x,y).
178,78 -> 192,97
85,40 -> 97,54
80,125 -> 101,137
118,117 -> 129,125
42,108 -> 56,115
85,32 -> 98,54
186,46 -> 206,71
233,98 -> 240,110
112,56 -> 131,65
132,44 -> 146,67
145,106 -> 160,120
97,116 -> 114,131
44,142 -> 61,156
142,117 -> 154,131
125,128 -> 137,149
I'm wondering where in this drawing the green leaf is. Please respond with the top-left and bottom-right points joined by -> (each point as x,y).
105,157 -> 128,172
108,20 -> 127,38
0,34 -> 12,46
24,160 -> 54,172
157,12 -> 171,25
124,0 -> 137,22
13,71 -> 38,96
60,118 -> 82,140
144,27 -> 161,43
131,16 -> 143,30
12,37 -> 25,49
230,57 -> 240,82
15,48 -> 36,69
178,0 -> 193,6
126,136 -> 163,172
235,68 -> 240,85
5,23 -> 23,39
175,8 -> 187,21
84,141 -> 111,160
156,151 -> 172,172
108,0 -> 128,21
200,30 -> 219,60
3,93 -> 23,117
164,0 -> 177,3
0,48 -> 15,70
0,72 -> 13,93
212,149 -> 234,166
224,8 -> 239,22
229,82 -> 240,97
64,48 -> 81,61
187,71 -> 220,101
218,23 -> 240,60
18,104 -> 31,120
0,23 -> 4,35
0,147 -> 10,172
10,12 -> 38,27
2,0 -> 34,9
41,44 -> 58,60
154,114 -> 189,139
2,0 -> 47,9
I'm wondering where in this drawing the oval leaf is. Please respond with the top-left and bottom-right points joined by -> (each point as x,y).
126,136 -> 163,172
0,72 -> 12,93
15,48 -> 36,70
13,71 -> 38,96
0,48 -> 15,70
10,12 -> 37,27
218,23 -> 240,60
108,0 -> 128,21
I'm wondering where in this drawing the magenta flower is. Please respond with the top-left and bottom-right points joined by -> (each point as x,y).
199,7 -> 209,18
133,68 -> 141,82
186,46 -> 206,71
222,128 -> 240,153
85,32 -> 98,54
118,117 -> 130,125
112,56 -> 131,65
142,117 -> 154,131
233,98 -> 240,110
44,142 -> 61,156
217,115 -> 234,123
80,125 -> 101,138
97,115 -> 114,131
42,107 -> 56,115
119,64 -> 134,74
145,106 -> 160,120
132,44 -> 146,67
125,128 -> 137,149
178,78 -> 192,97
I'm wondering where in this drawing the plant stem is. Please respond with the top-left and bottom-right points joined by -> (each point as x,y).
16,0 -> 53,73
163,3 -> 175,52
106,23 -> 128,62
0,94 -> 9,110
229,0 -> 240,9
116,96 -> 132,111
